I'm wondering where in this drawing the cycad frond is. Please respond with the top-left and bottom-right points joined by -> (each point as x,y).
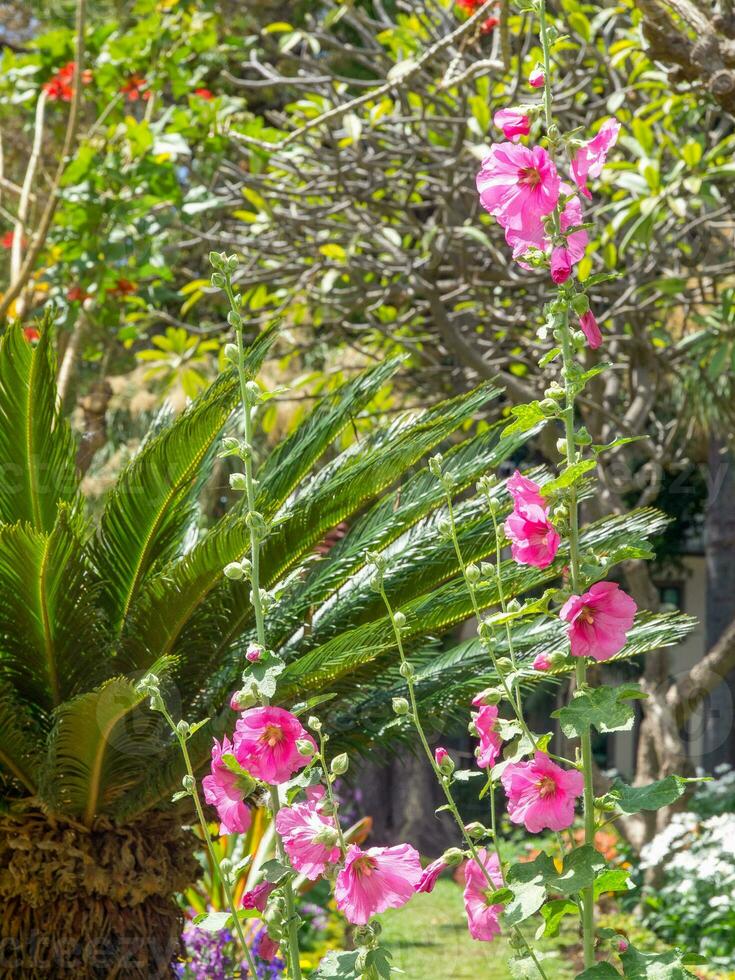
0,681 -> 45,797
0,507 -> 105,710
92,326 -> 277,634
0,323 -> 79,532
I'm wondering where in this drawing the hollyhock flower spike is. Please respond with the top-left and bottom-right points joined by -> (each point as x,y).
417,856 -> 448,894
463,848 -> 503,941
473,703 -> 502,769
254,933 -> 280,962
501,751 -> 584,832
560,581 -> 637,661
275,798 -> 341,880
234,705 -> 315,783
532,653 -> 552,671
528,67 -> 545,88
504,184 -> 588,268
504,501 -> 560,569
242,881 -> 275,912
578,310 -> 602,349
335,843 -> 422,924
493,108 -> 531,143
571,118 -> 621,199
477,143 -> 560,230
202,736 -> 252,835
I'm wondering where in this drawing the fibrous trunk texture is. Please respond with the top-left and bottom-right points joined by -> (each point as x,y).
0,809 -> 198,978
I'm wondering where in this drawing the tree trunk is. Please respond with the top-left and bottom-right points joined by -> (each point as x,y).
0,809 -> 198,978
702,440 -> 735,770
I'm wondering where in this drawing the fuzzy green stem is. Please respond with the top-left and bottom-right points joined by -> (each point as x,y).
160,705 -> 259,979
222,272 -> 303,980
319,733 -> 349,855
538,4 -> 596,965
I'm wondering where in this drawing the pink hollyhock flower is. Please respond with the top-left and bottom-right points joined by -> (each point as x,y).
493,108 -> 531,143
504,502 -> 560,569
335,843 -> 422,925
550,246 -> 572,284
417,856 -> 447,894
505,185 -> 588,267
234,706 -> 315,784
507,471 -> 545,509
617,937 -> 630,953
474,704 -> 502,769
559,581 -> 637,661
528,68 -> 545,88
571,118 -> 621,199
202,736 -> 252,835
532,653 -> 552,671
464,848 -> 503,941
435,746 -> 450,767
275,799 -> 341,880
242,881 -> 275,912
578,310 -> 602,349
254,933 -> 280,962
501,751 -> 583,832
477,143 -> 560,231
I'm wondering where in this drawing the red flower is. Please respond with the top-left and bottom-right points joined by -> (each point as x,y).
43,62 -> 92,102
194,88 -> 214,100
111,277 -> 137,296
481,16 -> 499,33
67,285 -> 90,302
120,75 -> 151,102
23,326 -> 40,343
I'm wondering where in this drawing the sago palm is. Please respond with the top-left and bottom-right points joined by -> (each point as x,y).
0,324 -> 690,977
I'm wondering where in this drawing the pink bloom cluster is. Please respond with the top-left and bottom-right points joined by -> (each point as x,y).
464,849 -> 503,941
275,789 -> 341,880
335,843 -> 422,925
504,471 -> 560,569
477,103 -> 620,345
471,699 -> 502,769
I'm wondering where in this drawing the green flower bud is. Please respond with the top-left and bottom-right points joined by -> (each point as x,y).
220,858 -> 233,874
442,847 -> 465,867
392,610 -> 406,629
211,272 -> 225,288
392,697 -> 410,716
466,563 -> 481,584
296,738 -> 315,757
209,251 -> 224,271
496,656 -> 513,672
399,661 -> 415,680
229,472 -> 248,491
176,719 -> 190,738
556,438 -> 567,456
428,453 -> 443,478
223,561 -> 245,581
464,821 -> 486,839
245,380 -> 261,402
330,753 -> 349,775
182,774 -> 195,793
313,825 -> 340,848
307,715 -> 322,732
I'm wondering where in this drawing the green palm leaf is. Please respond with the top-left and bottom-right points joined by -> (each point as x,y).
0,508 -> 105,710
0,681 -> 45,796
92,326 -> 277,634
0,322 -> 79,532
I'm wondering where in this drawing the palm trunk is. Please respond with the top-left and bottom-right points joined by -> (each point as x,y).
0,809 -> 198,978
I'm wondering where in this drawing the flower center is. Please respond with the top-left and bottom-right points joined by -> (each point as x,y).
579,606 -> 595,625
352,855 -> 377,878
519,166 -> 541,188
260,723 -> 284,748
536,775 -> 557,799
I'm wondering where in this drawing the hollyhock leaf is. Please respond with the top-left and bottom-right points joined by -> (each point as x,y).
193,911 -> 232,932
188,717 -> 210,737
502,402 -> 547,436
594,868 -> 632,899
365,948 -> 393,980
508,852 -> 557,887
552,685 -> 647,738
243,654 -> 285,699
555,845 -> 605,896
540,459 -> 597,495
591,435 -> 645,456
610,775 -> 692,813
504,878 -> 547,926
260,858 -> 294,883
510,954 -> 544,979
576,964 -> 621,979
313,949 -> 361,979
620,945 -> 695,978
538,899 -> 577,938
